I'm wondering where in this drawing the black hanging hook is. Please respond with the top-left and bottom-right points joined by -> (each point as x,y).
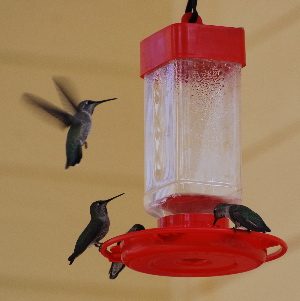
185,0 -> 198,23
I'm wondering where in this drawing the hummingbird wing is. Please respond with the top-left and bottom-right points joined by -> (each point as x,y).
128,224 -> 145,232
229,205 -> 271,232
53,77 -> 79,116
69,221 -> 103,263
109,224 -> 145,279
22,93 -> 73,128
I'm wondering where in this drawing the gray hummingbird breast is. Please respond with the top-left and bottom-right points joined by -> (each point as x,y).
77,112 -> 92,144
96,219 -> 110,242
80,124 -> 92,143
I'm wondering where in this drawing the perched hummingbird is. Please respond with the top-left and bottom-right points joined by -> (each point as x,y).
213,203 -> 271,233
22,78 -> 117,169
68,193 -> 124,265
109,224 -> 145,279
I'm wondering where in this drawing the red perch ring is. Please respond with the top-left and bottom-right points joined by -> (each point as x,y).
100,213 -> 287,277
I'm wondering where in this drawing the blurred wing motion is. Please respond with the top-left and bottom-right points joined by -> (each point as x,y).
22,93 -> 73,129
52,77 -> 79,116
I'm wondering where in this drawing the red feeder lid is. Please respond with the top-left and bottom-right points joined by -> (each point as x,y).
101,214 -> 287,277
140,13 -> 246,78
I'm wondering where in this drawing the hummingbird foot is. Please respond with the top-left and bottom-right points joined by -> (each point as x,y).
84,142 -> 88,149
232,227 -> 237,233
95,242 -> 103,248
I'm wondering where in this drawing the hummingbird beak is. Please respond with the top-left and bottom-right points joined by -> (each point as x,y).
213,217 -> 218,225
104,193 -> 125,203
94,98 -> 117,105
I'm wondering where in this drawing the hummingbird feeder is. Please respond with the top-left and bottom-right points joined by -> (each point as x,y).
101,7 -> 287,277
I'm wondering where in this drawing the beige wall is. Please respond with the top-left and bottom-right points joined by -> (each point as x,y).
1,1 -> 299,300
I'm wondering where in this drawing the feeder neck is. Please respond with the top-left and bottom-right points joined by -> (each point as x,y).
158,213 -> 229,228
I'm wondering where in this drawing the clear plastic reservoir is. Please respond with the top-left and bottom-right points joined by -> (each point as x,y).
144,58 -> 242,218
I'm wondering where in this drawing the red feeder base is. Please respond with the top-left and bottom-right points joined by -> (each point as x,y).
100,214 -> 287,277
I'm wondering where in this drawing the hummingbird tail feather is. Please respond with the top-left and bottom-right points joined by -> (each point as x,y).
65,144 -> 82,169
68,254 -> 76,265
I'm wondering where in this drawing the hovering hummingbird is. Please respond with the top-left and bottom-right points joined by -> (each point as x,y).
68,193 -> 124,265
109,224 -> 145,279
22,78 -> 117,169
213,203 -> 271,233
